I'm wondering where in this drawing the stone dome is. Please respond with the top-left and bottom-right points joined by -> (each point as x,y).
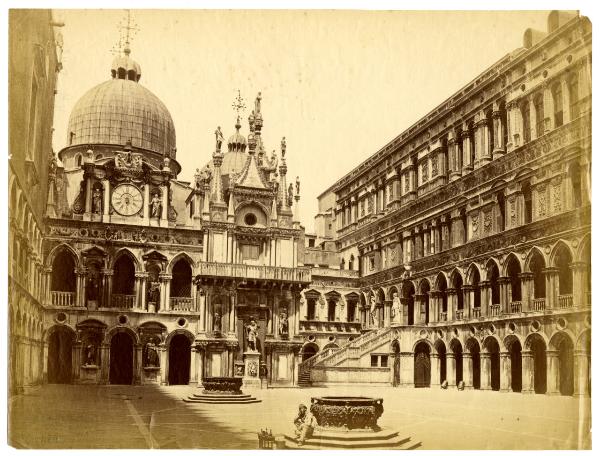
66,78 -> 176,158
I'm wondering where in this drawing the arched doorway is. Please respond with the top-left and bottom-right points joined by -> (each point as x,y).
47,327 -> 74,384
414,342 -> 431,388
467,338 -> 481,390
301,343 -> 318,362
168,334 -> 191,385
485,337 -> 500,391
551,333 -> 574,396
403,281 -> 415,326
434,340 -> 447,385
450,339 -> 463,385
109,332 -> 134,385
529,335 -> 547,394
507,337 -> 522,393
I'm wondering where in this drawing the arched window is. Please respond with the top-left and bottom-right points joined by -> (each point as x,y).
436,274 -> 448,319
506,256 -> 522,303
529,250 -> 546,299
471,267 -> 481,309
51,250 -> 76,292
488,262 -> 500,306
340,258 -> 345,270
452,272 -> 464,311
403,281 -> 415,326
420,281 -> 430,324
522,181 -> 533,224
113,256 -> 135,295
171,259 -> 192,298
76,154 -> 82,167
552,83 -> 563,127
554,245 -> 573,297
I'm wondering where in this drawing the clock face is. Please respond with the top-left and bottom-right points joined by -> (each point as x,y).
111,184 -> 143,216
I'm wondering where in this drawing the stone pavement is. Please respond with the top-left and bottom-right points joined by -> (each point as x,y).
8,384 -> 591,450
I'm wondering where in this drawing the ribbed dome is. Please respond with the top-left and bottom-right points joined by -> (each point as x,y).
66,79 -> 176,157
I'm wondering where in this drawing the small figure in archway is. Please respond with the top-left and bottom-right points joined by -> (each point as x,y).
145,341 -> 160,367
213,312 -> 222,332
85,343 -> 97,365
246,319 -> 259,352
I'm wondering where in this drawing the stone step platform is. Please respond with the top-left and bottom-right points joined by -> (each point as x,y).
283,428 -> 421,450
183,392 -> 261,404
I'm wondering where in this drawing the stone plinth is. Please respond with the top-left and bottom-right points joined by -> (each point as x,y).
242,351 -> 261,389
79,365 -> 100,384
142,366 -> 161,384
184,376 -> 261,404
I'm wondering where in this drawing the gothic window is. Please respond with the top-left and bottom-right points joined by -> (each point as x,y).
51,250 -> 76,293
506,256 -> 522,302
488,262 -> 500,305
554,244 -> 573,296
113,255 -> 135,295
452,273 -> 464,311
171,259 -> 192,298
528,250 -> 546,299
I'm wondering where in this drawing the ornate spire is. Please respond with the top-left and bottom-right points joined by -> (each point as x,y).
228,90 -> 247,152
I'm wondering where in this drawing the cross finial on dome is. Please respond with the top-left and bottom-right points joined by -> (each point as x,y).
232,89 -> 246,130
110,10 -> 142,81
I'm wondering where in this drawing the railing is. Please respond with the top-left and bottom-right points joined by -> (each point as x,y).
170,297 -> 194,311
489,304 -> 501,316
438,311 -> 447,322
510,301 -> 522,314
532,298 -> 546,311
198,262 -> 311,283
111,294 -> 136,309
558,294 -> 573,309
299,320 -> 362,333
472,307 -> 481,318
51,291 -> 76,307
319,327 -> 393,368
455,309 -> 464,320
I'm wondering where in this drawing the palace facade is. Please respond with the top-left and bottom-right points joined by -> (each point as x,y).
300,10 -> 591,397
8,10 -> 591,398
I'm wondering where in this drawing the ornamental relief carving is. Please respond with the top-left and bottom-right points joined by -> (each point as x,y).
431,156 -> 438,177
421,162 -> 429,183
471,214 -> 479,234
537,185 -> 547,217
552,177 -> 562,213
483,210 -> 492,233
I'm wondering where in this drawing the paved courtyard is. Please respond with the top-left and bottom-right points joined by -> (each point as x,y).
8,384 -> 591,450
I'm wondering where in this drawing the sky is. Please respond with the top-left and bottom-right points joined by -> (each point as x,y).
51,9 -> 551,232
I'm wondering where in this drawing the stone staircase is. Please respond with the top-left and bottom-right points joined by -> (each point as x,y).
297,327 -> 394,386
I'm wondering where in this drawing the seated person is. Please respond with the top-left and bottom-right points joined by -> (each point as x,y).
293,403 -> 316,446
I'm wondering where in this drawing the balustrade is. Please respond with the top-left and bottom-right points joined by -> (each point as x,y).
170,297 -> 194,311
438,311 -> 447,321
532,298 -> 546,311
198,262 -> 311,283
110,294 -> 136,309
51,291 -> 76,307
558,294 -> 573,309
455,309 -> 464,320
472,307 -> 481,318
489,304 -> 501,316
510,301 -> 522,313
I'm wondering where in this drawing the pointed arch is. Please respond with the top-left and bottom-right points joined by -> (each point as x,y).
577,233 -> 591,262
46,243 -> 81,269
104,324 -> 140,345
110,247 -> 140,271
167,252 -> 196,274
551,241 -> 573,296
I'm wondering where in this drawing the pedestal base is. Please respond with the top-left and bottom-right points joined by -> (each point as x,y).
79,365 -> 100,384
242,351 -> 261,389
283,427 -> 420,450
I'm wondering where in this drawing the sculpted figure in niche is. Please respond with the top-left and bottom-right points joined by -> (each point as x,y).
279,312 -> 289,337
287,183 -> 294,206
151,193 -> 161,218
246,319 -> 259,352
214,312 -> 222,332
84,343 -> 97,366
391,292 -> 401,322
92,188 -> 103,214
145,340 -> 160,367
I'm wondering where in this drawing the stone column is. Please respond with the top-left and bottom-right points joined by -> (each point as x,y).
463,352 -> 473,389
492,101 -> 506,158
506,100 -> 518,151
480,352 -> 491,390
423,225 -> 430,257
543,83 -> 554,133
431,353 -> 440,387
475,114 -> 491,167
100,343 -> 110,384
139,272 -> 148,311
134,344 -> 143,385
198,288 -> 206,332
479,281 -> 490,317
159,273 -> 172,312
543,267 -> 559,310
461,125 -> 473,174
521,350 -> 534,394
447,288 -> 456,321
102,180 -> 111,223
561,76 -> 571,124
160,184 -> 169,226
448,131 -> 461,182
383,300 -> 391,327
570,262 -> 586,308
399,352 -> 415,388
447,352 -> 456,387
498,277 -> 511,314
574,349 -> 590,397
519,272 -> 533,311
143,184 -> 150,226
546,349 -> 560,395
500,352 -> 512,392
